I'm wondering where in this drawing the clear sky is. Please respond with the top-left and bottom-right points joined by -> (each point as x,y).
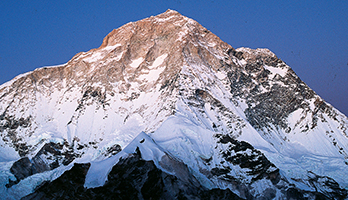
1,0 -> 347,116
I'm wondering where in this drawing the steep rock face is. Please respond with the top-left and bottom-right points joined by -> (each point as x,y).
22,163 -> 91,200
22,132 -> 346,200
23,148 -> 241,200
6,141 -> 82,188
0,9 -> 347,199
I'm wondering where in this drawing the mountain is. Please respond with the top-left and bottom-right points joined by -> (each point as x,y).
0,9 -> 347,199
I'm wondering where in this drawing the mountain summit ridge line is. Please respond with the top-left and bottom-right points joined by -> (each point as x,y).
0,9 -> 347,199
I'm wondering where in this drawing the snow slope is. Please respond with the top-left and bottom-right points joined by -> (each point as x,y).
0,9 -> 347,199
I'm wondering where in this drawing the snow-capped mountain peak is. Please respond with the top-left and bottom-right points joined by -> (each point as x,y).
1,9 -> 347,199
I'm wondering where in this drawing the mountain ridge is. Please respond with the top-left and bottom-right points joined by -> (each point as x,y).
0,9 -> 347,199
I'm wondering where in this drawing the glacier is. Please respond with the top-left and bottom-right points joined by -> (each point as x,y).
0,9 -> 347,199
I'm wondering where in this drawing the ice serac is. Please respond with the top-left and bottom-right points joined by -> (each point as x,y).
0,9 -> 347,199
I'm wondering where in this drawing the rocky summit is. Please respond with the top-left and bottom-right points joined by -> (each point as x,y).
0,9 -> 347,199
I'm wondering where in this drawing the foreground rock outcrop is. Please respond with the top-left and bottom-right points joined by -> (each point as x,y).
0,9 -> 347,199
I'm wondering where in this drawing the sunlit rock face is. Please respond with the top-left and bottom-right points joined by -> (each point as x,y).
0,9 -> 347,199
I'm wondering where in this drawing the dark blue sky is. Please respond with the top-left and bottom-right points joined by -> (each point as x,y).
1,1 -> 347,116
